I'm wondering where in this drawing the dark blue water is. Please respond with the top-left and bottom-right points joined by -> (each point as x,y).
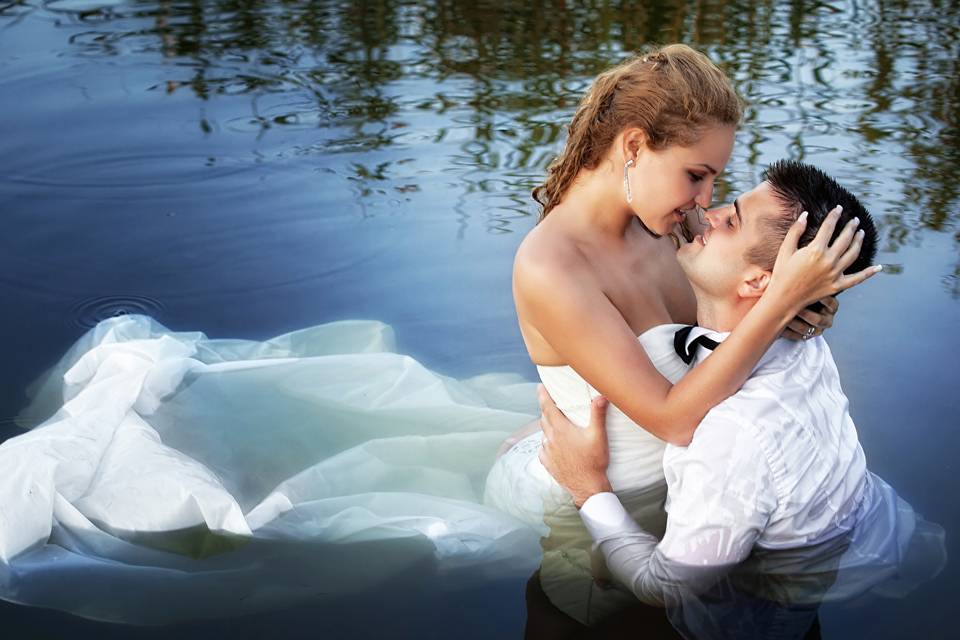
1,0 -> 957,637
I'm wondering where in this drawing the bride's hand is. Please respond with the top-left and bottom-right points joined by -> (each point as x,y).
768,206 -> 882,314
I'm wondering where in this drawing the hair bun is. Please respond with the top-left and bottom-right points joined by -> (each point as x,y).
642,51 -> 666,66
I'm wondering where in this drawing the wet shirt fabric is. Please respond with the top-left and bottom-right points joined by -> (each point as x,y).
579,330 -> 942,612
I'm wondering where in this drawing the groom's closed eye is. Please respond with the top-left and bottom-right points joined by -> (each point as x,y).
731,199 -> 743,230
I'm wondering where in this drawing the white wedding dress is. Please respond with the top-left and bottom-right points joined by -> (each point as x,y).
0,313 -> 689,625
0,315 -> 943,628
0,315 -> 545,624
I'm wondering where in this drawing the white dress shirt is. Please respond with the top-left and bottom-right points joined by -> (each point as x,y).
579,327 -> 870,606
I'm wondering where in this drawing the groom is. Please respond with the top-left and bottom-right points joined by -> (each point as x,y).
537,160 -> 879,610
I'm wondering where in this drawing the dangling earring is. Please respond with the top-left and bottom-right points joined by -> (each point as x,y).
623,158 -> 635,203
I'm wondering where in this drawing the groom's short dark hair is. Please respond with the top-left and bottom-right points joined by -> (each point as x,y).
745,160 -> 878,274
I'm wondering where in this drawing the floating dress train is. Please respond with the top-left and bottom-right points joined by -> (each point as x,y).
0,315 -> 542,623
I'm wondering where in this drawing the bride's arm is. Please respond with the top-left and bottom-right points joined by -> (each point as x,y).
516,210 -> 879,446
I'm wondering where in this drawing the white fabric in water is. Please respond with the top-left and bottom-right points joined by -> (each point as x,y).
0,315 -> 541,623
0,315 -> 944,629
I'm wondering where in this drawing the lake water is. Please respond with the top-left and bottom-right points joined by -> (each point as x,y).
0,0 -> 957,637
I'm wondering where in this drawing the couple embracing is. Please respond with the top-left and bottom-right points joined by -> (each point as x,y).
484,44 -> 928,637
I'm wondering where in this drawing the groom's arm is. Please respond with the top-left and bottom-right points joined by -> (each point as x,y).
539,389 -> 775,606
577,494 -> 732,607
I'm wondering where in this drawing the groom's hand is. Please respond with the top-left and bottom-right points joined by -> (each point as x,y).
783,295 -> 839,341
537,385 -> 613,508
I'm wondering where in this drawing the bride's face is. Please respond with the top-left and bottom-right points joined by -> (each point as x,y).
627,125 -> 736,236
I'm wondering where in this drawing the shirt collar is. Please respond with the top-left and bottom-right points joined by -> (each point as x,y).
685,326 -> 727,366
688,325 -> 807,372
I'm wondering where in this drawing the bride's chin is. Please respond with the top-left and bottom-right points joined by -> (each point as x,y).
634,215 -> 668,237
649,221 -> 673,237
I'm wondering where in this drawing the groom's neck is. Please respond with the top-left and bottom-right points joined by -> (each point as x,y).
694,292 -> 753,334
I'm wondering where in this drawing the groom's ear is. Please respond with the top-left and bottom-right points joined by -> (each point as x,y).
737,268 -> 772,299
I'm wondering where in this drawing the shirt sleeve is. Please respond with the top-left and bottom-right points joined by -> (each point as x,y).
578,415 -> 777,606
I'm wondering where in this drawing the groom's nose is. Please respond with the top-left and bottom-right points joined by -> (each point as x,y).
704,208 -> 727,228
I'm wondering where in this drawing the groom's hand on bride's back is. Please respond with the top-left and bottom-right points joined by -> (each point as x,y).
537,385 -> 613,508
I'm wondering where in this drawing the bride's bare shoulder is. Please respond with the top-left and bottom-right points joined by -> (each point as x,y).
514,221 -> 589,286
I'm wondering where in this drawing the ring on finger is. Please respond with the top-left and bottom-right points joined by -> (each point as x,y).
804,326 -> 816,338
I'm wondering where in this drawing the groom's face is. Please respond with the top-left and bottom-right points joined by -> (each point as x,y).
677,181 -> 786,299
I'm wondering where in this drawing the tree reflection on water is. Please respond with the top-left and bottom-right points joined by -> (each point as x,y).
14,0 -> 960,289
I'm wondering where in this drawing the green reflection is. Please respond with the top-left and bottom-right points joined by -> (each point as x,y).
17,0 -> 960,290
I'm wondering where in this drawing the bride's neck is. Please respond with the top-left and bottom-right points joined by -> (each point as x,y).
554,167 -> 635,238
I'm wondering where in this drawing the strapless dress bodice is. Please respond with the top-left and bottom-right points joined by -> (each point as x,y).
535,323 -> 689,492
484,324 -> 689,520
483,324 -> 691,624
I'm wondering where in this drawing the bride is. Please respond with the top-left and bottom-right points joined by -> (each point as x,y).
0,45 -> 885,626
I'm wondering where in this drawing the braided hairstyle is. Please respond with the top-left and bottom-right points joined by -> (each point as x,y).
532,44 -> 742,220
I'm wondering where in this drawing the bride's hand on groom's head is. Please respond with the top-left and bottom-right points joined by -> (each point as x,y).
537,385 -> 613,508
769,206 -> 882,312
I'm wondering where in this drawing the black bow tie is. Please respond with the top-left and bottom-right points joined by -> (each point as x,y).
674,325 -> 719,365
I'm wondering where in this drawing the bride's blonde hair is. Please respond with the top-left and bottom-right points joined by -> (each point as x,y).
532,44 -> 742,219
